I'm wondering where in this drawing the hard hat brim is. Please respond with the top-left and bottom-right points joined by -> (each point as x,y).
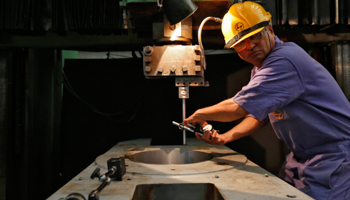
224,21 -> 269,49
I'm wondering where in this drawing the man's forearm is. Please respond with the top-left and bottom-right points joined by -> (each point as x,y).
195,98 -> 249,122
222,116 -> 267,143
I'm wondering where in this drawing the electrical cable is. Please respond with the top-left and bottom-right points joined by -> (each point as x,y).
62,70 -> 149,123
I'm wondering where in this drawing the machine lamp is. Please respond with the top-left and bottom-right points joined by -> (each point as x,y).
163,0 -> 198,25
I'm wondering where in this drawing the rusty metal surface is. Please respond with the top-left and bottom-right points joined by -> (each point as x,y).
143,45 -> 203,78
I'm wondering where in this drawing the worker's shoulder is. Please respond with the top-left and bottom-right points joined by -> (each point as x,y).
272,42 -> 308,59
264,42 -> 312,69
275,41 -> 301,51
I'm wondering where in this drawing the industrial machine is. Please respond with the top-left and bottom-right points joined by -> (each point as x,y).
141,0 -> 224,145
46,2 -> 316,200
1,0 -> 350,200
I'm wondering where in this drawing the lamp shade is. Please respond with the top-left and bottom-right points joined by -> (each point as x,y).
163,0 -> 198,25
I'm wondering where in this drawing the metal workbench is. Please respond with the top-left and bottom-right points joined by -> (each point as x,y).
47,138 -> 313,200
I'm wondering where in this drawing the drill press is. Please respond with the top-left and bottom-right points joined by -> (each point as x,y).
142,14 -> 208,145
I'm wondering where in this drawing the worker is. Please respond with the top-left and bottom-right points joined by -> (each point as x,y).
183,1 -> 350,200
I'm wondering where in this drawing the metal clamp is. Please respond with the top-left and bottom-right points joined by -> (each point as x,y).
89,157 -> 126,200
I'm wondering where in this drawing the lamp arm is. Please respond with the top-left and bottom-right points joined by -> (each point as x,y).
198,17 -> 222,70
157,0 -> 163,7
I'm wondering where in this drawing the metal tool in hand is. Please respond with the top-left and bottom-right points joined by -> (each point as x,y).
172,121 -> 215,139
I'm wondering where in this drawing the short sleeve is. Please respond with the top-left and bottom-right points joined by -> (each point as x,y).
232,56 -> 304,121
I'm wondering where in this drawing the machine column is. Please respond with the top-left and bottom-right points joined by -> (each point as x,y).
179,86 -> 189,145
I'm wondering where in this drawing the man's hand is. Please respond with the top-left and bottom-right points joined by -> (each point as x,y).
183,109 -> 208,128
183,98 -> 252,145
195,129 -> 226,145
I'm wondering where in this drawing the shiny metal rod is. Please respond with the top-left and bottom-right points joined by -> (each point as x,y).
182,98 -> 187,145
178,86 -> 189,145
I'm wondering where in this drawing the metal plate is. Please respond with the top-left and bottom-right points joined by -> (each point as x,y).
95,146 -> 248,175
143,45 -> 203,78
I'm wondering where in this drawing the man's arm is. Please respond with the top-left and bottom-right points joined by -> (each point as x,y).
199,116 -> 267,145
183,98 -> 249,127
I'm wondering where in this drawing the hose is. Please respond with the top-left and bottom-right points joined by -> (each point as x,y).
198,17 -> 222,70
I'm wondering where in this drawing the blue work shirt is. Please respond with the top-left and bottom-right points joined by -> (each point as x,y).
232,36 -> 350,200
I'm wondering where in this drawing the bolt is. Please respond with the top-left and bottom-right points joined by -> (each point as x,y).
170,24 -> 177,30
180,90 -> 187,96
163,69 -> 170,75
144,56 -> 152,62
182,65 -> 188,72
264,174 -> 269,177
143,46 -> 154,56
287,194 -> 296,198
145,66 -> 151,73
170,65 -> 176,73
195,45 -> 201,53
215,175 -> 219,178
194,65 -> 201,72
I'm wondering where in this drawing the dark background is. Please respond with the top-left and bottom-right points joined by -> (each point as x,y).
0,0 -> 348,199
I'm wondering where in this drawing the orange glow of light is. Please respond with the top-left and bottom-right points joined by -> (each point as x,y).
170,24 -> 182,41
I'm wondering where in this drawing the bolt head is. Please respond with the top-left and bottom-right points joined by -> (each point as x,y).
143,46 -> 154,56
145,66 -> 151,73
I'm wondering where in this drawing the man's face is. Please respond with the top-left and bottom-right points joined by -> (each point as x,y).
235,25 -> 275,68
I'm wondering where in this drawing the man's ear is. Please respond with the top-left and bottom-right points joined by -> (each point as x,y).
266,24 -> 275,37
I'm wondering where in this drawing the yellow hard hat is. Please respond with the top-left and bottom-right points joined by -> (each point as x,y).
221,1 -> 271,49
